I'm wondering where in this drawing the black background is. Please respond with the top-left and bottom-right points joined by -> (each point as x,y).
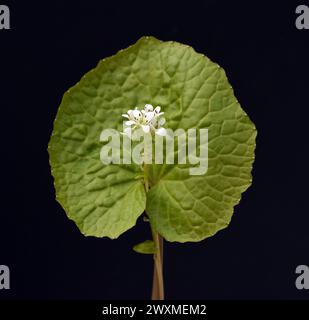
1,0 -> 309,300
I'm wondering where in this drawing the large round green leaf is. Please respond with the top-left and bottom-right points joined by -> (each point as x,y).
48,36 -> 256,242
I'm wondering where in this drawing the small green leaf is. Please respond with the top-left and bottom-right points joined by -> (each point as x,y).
133,240 -> 156,254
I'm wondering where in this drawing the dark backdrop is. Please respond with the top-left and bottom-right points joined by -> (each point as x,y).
1,0 -> 309,299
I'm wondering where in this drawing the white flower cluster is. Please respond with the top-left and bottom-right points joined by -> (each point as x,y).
122,104 -> 167,138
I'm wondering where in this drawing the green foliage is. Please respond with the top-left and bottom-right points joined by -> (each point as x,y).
48,36 -> 256,242
133,240 -> 156,254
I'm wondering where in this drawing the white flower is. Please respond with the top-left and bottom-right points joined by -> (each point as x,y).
144,104 -> 153,112
122,104 -> 167,138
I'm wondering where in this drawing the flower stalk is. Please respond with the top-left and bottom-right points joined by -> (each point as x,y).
150,226 -> 164,300
125,103 -> 165,299
143,163 -> 164,300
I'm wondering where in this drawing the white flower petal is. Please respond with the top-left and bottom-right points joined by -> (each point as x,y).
155,127 -> 167,136
145,111 -> 155,122
125,120 -> 136,126
142,125 -> 150,133
154,106 -> 161,113
132,109 -> 142,120
145,104 -> 153,112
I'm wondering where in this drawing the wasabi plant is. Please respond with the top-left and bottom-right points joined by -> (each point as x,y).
48,37 -> 257,300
